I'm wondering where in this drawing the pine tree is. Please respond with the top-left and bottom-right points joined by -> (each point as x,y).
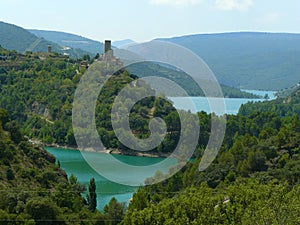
87,178 -> 97,212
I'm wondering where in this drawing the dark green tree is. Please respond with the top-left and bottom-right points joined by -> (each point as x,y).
83,54 -> 91,61
5,121 -> 23,144
104,197 -> 125,225
6,168 -> 14,180
25,197 -> 61,225
0,108 -> 9,127
87,178 -> 97,212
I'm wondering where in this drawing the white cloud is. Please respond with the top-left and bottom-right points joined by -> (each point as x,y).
149,0 -> 203,7
255,12 -> 280,25
215,0 -> 253,11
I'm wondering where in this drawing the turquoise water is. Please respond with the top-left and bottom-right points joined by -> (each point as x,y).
45,90 -> 276,210
170,90 -> 276,115
241,89 -> 277,100
45,147 -> 175,210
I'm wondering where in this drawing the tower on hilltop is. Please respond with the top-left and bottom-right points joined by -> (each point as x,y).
98,40 -> 124,67
104,40 -> 113,60
104,40 -> 111,53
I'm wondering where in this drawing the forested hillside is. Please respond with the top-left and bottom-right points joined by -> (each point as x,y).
0,46 -> 183,155
0,108 -> 106,224
239,88 -> 300,116
0,45 -> 259,155
122,89 -> 300,224
0,22 -> 90,58
0,45 -> 79,146
2,42 -> 300,224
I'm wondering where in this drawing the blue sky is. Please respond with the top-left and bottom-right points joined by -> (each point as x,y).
1,0 -> 299,42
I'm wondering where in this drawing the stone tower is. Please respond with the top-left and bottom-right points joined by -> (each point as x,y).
104,40 -> 111,53
104,40 -> 113,60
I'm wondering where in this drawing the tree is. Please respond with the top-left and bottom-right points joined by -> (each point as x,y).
69,174 -> 86,194
25,197 -> 61,225
5,121 -> 23,144
87,178 -> 97,212
6,168 -> 14,180
0,108 -> 9,127
104,197 -> 125,225
83,54 -> 91,61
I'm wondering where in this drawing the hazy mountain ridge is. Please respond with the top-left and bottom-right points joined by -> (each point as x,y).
0,21 -> 90,58
113,39 -> 136,47
158,32 -> 300,90
126,62 -> 261,98
29,29 -> 104,54
3,20 -> 300,90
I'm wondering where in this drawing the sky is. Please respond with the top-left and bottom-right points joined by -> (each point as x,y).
0,0 -> 300,42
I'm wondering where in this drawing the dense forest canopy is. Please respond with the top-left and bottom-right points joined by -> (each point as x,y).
0,108 -> 109,224
122,90 -> 300,224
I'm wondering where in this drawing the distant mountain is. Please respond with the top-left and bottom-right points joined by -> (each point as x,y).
158,32 -> 300,90
0,21 -> 89,58
0,21 -> 52,53
113,39 -> 136,48
29,29 -> 103,55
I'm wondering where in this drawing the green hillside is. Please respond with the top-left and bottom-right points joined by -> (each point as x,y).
0,109 -> 106,223
0,21 -> 90,58
0,46 -> 182,155
1,40 -> 300,224
122,88 -> 300,224
239,86 -> 300,117
2,38 -> 300,223
276,82 -> 300,98
159,32 -> 300,90
0,44 -> 262,160
29,29 -> 104,54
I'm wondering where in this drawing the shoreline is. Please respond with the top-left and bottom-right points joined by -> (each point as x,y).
31,139 -> 169,158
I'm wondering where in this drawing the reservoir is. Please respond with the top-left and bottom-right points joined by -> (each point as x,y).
46,147 -> 172,210
46,90 -> 276,210
169,90 -> 276,115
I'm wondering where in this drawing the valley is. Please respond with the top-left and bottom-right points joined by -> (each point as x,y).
1,9 -> 300,223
